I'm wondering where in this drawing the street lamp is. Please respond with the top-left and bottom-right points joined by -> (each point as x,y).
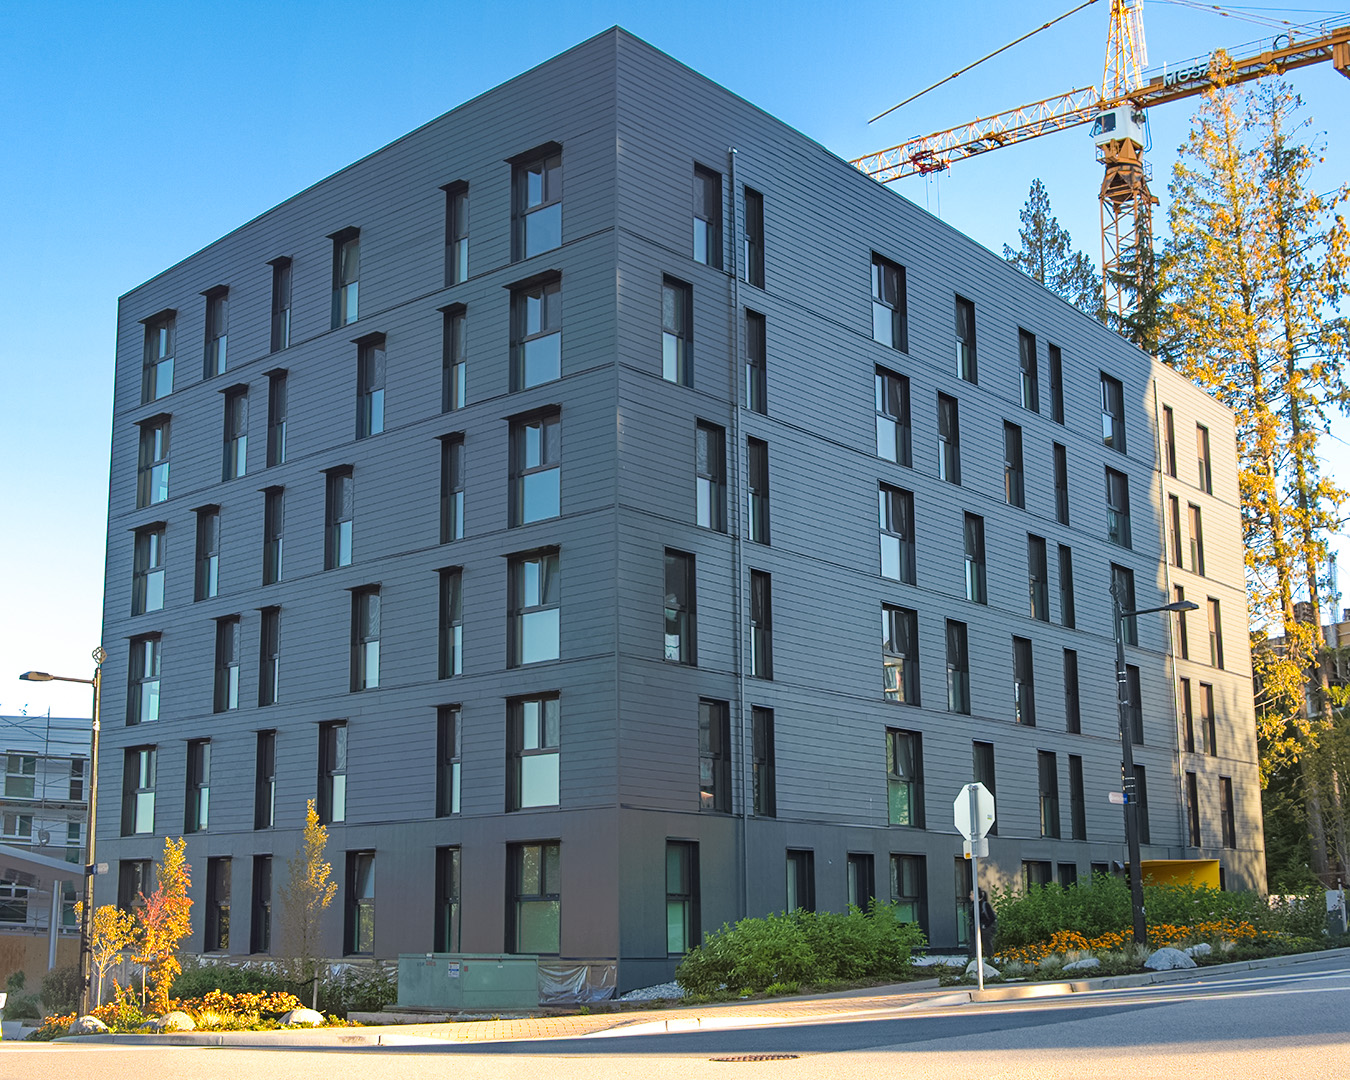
21,646 -> 105,1016
1110,588 -> 1197,944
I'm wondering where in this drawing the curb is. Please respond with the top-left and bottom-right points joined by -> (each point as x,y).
55,1029 -> 450,1048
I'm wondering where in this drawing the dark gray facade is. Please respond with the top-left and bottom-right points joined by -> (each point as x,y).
99,28 -> 1264,989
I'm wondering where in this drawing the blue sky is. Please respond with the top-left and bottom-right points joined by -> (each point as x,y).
2,0 -> 1347,717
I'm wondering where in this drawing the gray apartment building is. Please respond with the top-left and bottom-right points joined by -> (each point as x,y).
97,28 -> 1264,990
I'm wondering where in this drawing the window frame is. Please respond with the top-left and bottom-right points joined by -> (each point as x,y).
262,487 -> 284,586
508,694 -> 561,811
664,549 -> 697,666
747,436 -> 770,544
695,421 -> 727,532
269,258 -> 292,353
882,604 -> 920,705
964,513 -> 987,604
745,308 -> 767,412
946,620 -> 970,715
331,228 -> 360,329
752,706 -> 775,817
355,335 -> 386,440
1101,372 -> 1126,453
1018,328 -> 1039,412
661,276 -> 694,387
1003,421 -> 1024,508
510,410 -> 562,527
1038,750 -> 1060,838
266,369 -> 287,466
131,524 -> 165,616
749,569 -> 772,679
508,549 -> 561,668
871,252 -> 908,352
203,286 -> 229,379
510,276 -> 562,391
436,705 -> 462,817
698,699 -> 731,813
937,393 -> 961,484
442,305 -> 467,412
324,466 -> 354,570
440,435 -> 465,543
349,586 -> 381,692
875,367 -> 912,467
185,738 -> 211,834
879,483 -> 916,585
885,728 -> 924,828
1013,636 -> 1036,726
444,181 -> 469,287
743,186 -> 764,287
213,616 -> 241,713
438,568 -> 463,679
127,635 -> 161,726
954,295 -> 977,383
693,164 -> 723,268
136,416 -> 171,508
317,720 -> 347,825
141,311 -> 175,404
512,146 -> 562,261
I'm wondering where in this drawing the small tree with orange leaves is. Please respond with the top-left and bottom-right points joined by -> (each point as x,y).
130,837 -> 192,1015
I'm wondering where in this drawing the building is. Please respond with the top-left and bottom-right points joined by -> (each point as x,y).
96,28 -> 1264,990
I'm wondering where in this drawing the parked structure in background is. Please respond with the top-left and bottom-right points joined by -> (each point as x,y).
96,28 -> 1263,992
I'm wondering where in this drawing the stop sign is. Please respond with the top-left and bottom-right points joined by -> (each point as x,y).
954,782 -> 996,841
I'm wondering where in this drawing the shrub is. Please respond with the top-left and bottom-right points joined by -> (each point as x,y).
317,965 -> 398,1015
40,966 -> 81,1017
3,971 -> 42,1021
171,960 -> 286,1000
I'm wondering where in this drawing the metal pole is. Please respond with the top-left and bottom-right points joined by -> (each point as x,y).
78,660 -> 102,1016
1113,585 -> 1147,944
969,784 -> 985,992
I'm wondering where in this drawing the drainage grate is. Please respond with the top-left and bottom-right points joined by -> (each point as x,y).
710,1054 -> 800,1062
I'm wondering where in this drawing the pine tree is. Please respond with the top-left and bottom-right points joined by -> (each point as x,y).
1003,178 -> 1104,319
278,800 -> 338,1009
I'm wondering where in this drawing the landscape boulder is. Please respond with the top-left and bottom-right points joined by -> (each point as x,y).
281,1008 -> 325,1027
68,1015 -> 109,1035
964,960 -> 1000,980
1184,943 -> 1212,958
1063,957 -> 1101,972
1144,947 -> 1197,971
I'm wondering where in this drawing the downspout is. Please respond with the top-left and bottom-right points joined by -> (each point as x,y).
728,146 -> 749,920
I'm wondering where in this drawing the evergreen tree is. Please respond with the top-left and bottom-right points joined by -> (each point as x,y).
1003,178 -> 1104,319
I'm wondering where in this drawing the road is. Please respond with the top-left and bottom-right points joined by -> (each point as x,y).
6,956 -> 1349,1080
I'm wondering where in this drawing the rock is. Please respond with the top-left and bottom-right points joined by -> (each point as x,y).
964,960 -> 1000,979
280,1008 -> 325,1027
152,1011 -> 196,1032
1063,957 -> 1101,972
67,1015 -> 109,1035
1185,943 -> 1212,958
1144,947 -> 1197,971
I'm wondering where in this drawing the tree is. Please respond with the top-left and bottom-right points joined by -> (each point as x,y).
130,837 -> 192,1015
278,799 -> 338,1008
82,903 -> 134,1007
1003,178 -> 1104,319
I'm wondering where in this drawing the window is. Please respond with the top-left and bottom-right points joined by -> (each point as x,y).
847,853 -> 876,910
786,850 -> 816,912
1112,564 -> 1137,645
251,855 -> 272,953
325,467 -> 354,569
747,437 -> 770,543
1132,764 -> 1150,844
331,228 -> 360,328
204,287 -> 229,378
1200,683 -> 1216,756
1018,329 -> 1039,411
204,858 -> 230,951
356,336 -> 385,439
1174,585 -> 1189,659
132,525 -> 165,615
698,699 -> 731,812
695,422 -> 726,531
693,164 -> 722,267
1163,405 -> 1177,477
946,620 -> 970,714
752,706 -> 775,817
964,513 -> 987,604
743,187 -> 764,286
937,393 -> 961,484
509,695 -> 560,810
660,549 -> 697,665
1124,665 -> 1143,744
70,759 -> 85,801
511,411 -> 561,525
662,277 -> 693,386
136,417 -> 170,508
1028,535 -> 1049,621
886,728 -> 923,827
891,854 -> 926,930
194,506 -> 220,600
2,814 -> 32,844
1105,468 -> 1132,547
1048,344 -> 1064,424
1038,750 -> 1060,838
269,258 -> 291,352
1189,504 -> 1205,575
1058,863 -> 1078,888
750,570 -> 773,679
128,635 -> 161,725
1221,777 -> 1236,848
1059,545 -> 1076,628
318,721 -> 347,825
955,858 -> 973,947
118,859 -> 152,912
1064,649 -> 1081,733
875,367 -> 912,466
121,747 -> 156,835
435,847 -> 461,952
883,605 -> 920,705
254,730 -> 276,829
445,182 -> 469,286
1197,424 -> 1213,493
1186,772 -> 1201,846
511,277 -> 561,390
345,851 -> 376,955
1101,373 -> 1125,452
1024,861 -> 1053,889
1169,495 -> 1184,567
509,551 -> 561,666
1207,598 -> 1224,668
214,617 -> 240,712
1053,443 -> 1069,524
440,435 -> 465,543
955,295 -> 977,382
438,568 -> 463,679
879,484 -> 915,584
442,306 -> 467,411
1069,754 -> 1086,839
1013,637 -> 1035,726
437,706 -> 461,817
1003,422 -> 1024,507
4,756 -> 34,799
745,309 -> 766,412
266,370 -> 287,466
262,487 -> 284,585
1181,678 -> 1196,752
871,253 -> 907,351
514,147 -> 562,260
350,587 -> 380,691
142,312 -> 175,403
666,841 -> 700,954
972,742 -> 996,836
509,841 -> 560,954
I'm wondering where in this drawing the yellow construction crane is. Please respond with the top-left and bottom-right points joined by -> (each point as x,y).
851,2 -> 1350,333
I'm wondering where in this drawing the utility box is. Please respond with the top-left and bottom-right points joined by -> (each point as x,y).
397,954 -> 539,1011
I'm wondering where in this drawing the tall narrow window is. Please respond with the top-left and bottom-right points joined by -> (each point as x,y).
1221,776 -> 1236,848
442,306 -> 467,412
269,258 -> 291,352
435,847 -> 461,952
892,855 -> 927,931
331,229 -> 360,328
121,747 -> 156,835
1069,755 -> 1086,839
204,287 -> 229,378
1163,405 -> 1177,477
137,417 -> 171,508
356,336 -> 385,439
1196,424 -> 1212,493
937,393 -> 961,484
847,853 -> 876,910
879,484 -> 915,584
204,857 -> 230,952
1181,677 -> 1196,752
436,706 -> 461,817
695,422 -> 726,531
132,525 -> 165,616
508,841 -> 560,954
185,739 -> 211,833
745,309 -> 766,412
511,277 -> 561,390
509,550 -> 561,667
254,730 -> 276,829
1200,683 -> 1216,756
1018,329 -> 1039,411
1186,772 -> 1201,846
1133,764 -> 1150,844
883,605 -> 920,705
127,636 -> 161,725
664,550 -> 696,665
752,706 -> 775,817
886,729 -> 923,827
318,721 -> 347,824
875,368 -> 911,466
750,570 -> 773,679
511,411 -> 561,525
747,437 -> 770,544
964,513 -> 987,604
325,467 -> 354,569
1038,750 -> 1060,838
1174,585 -> 1189,659
1124,664 -> 1143,744
440,436 -> 465,543
662,277 -> 693,386
1053,443 -> 1069,524
266,370 -> 288,467
1013,637 -> 1035,726
1169,495 -> 1184,567
1048,344 -> 1064,424
118,859 -> 152,911
1101,372 -> 1125,452
946,620 -> 970,715
972,742 -> 996,835
508,695 -> 560,810
1207,598 -> 1224,668
345,851 -> 376,955
1058,545 -> 1076,628
666,841 -> 700,954
1105,468 -> 1132,548
262,487 -> 284,585
350,587 -> 380,691
871,253 -> 908,351
743,187 -> 764,287
514,147 -> 562,260
693,165 -> 722,267
1028,535 -> 1049,621
698,699 -> 731,812
444,182 -> 469,286
251,855 -> 272,953
1111,564 -> 1138,645
1003,422 -> 1024,507
142,313 -> 175,403
955,295 -> 976,382
438,568 -> 463,679
1064,648 -> 1081,733
258,607 -> 280,707
222,387 -> 248,480
214,616 -> 241,713
1189,504 -> 1205,575
787,850 -> 816,912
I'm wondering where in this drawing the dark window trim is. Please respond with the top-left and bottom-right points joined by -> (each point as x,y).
505,140 -> 563,166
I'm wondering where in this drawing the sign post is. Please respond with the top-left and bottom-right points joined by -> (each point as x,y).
954,782 -> 996,992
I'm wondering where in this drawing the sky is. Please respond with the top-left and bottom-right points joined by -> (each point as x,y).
1,0 -> 1347,719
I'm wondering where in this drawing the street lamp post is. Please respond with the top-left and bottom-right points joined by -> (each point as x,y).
1110,588 -> 1197,945
21,646 -> 105,1017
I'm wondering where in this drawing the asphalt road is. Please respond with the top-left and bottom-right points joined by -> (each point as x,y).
6,956 -> 1349,1080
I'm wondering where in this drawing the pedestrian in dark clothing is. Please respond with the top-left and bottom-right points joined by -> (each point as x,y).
976,888 -> 997,958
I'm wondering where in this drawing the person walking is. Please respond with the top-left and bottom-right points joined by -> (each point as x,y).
976,888 -> 997,958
